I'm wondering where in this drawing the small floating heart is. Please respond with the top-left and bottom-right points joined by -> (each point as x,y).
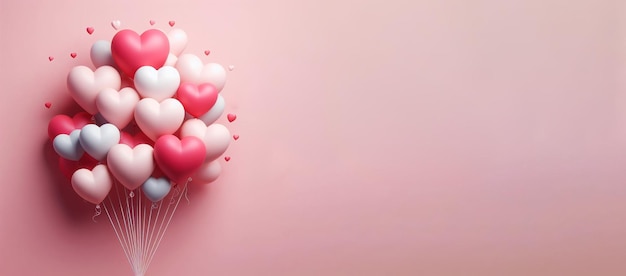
224,156 -> 231,162
149,20 -> 155,25
86,27 -> 94,34
227,113 -> 236,122
70,52 -> 77,58
111,20 -> 121,30
233,134 -> 239,140
48,56 -> 54,61
204,50 -> 210,56
228,65 -> 235,71
169,21 -> 175,27
45,102 -> 52,109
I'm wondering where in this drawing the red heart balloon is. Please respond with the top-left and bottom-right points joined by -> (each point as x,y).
48,112 -> 93,140
154,135 -> 206,184
58,155 -> 98,180
111,29 -> 170,78
119,131 -> 153,148
176,82 -> 218,117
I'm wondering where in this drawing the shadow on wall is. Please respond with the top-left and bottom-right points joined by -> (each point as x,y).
42,138 -> 97,223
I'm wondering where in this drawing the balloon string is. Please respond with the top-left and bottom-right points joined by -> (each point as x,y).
92,204 -> 102,222
103,197 -> 132,267
146,182 -> 187,270
170,184 -> 180,205
184,179 -> 190,205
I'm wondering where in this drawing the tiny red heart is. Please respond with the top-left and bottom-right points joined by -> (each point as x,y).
70,52 -> 77,58
169,21 -> 175,27
233,135 -> 239,140
224,156 -> 231,162
86,27 -> 94,34
204,50 -> 210,56
149,20 -> 155,25
48,56 -> 54,61
227,113 -> 237,122
44,102 -> 52,109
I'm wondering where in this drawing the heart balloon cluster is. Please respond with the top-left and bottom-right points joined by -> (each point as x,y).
48,27 -> 230,205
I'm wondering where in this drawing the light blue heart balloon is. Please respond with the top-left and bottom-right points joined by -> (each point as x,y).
53,129 -> 84,161
142,177 -> 172,202
79,123 -> 120,161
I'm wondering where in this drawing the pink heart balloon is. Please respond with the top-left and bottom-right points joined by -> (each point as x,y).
67,66 -> 121,114
167,28 -> 188,56
191,160 -> 221,184
176,82 -> 218,117
175,54 -> 226,91
164,53 -> 178,67
180,119 -> 231,162
111,29 -> 170,78
134,98 -> 185,141
96,87 -> 140,129
71,164 -> 112,204
107,144 -> 155,190
154,135 -> 206,184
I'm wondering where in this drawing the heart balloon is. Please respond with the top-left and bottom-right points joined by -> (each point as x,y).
180,119 -> 231,162
96,87 -> 140,129
67,66 -> 121,115
79,124 -> 121,160
134,66 -> 180,101
53,129 -> 84,161
175,54 -> 226,91
167,28 -> 188,56
119,131 -> 153,147
142,177 -> 172,202
153,135 -> 206,184
192,160 -> 222,184
196,95 -> 225,125
111,29 -> 170,78
48,112 -> 93,140
71,164 -> 112,204
107,144 -> 155,190
94,113 -> 109,126
176,82 -> 218,117
90,40 -> 114,68
134,98 -> 185,141
164,53 -> 178,67
58,155 -> 98,180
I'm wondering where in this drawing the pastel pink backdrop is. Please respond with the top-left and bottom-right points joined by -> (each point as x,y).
2,0 -> 626,275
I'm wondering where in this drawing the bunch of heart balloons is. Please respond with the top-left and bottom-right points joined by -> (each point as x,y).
48,27 -> 231,205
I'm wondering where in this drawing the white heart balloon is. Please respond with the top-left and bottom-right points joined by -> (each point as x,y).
180,119 -> 230,162
197,95 -> 225,125
134,66 -> 180,101
79,123 -> 121,160
53,129 -> 84,161
175,54 -> 226,91
107,144 -> 154,190
192,160 -> 222,184
111,20 -> 121,30
72,164 -> 112,204
90,40 -> 114,68
96,87 -> 140,129
134,98 -> 185,141
167,28 -> 188,56
67,66 -> 121,114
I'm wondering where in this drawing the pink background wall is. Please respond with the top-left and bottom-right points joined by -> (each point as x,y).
2,0 -> 626,275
